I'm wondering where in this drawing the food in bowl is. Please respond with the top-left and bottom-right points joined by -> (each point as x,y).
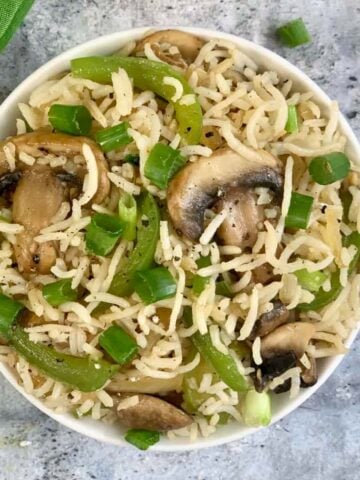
0,28 -> 359,449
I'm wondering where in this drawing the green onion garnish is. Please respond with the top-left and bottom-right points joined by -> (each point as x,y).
242,390 -> 271,427
276,18 -> 311,48
294,268 -> 327,292
285,105 -> 299,133
42,279 -> 78,307
285,192 -> 314,229
125,429 -> 160,450
309,152 -> 350,185
0,294 -> 24,339
118,193 -> 137,241
99,325 -> 138,365
95,122 -> 132,153
134,267 -> 177,305
124,153 -> 140,165
192,255 -> 211,296
85,213 -> 123,256
48,104 -> 92,136
144,143 -> 186,190
215,280 -> 233,298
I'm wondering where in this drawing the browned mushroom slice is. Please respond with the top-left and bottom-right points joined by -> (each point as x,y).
167,148 -> 282,241
261,322 -> 316,360
254,322 -> 316,392
135,30 -> 204,68
12,166 -> 64,273
214,187 -> 264,248
0,132 -> 110,204
113,394 -> 192,431
249,301 -> 290,339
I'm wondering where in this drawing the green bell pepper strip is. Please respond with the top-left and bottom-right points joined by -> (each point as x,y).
297,232 -> 360,311
183,307 -> 248,392
8,326 -> 118,392
71,56 -> 202,145
109,192 -> 160,297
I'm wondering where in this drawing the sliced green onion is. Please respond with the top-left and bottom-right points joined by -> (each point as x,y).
125,429 -> 160,450
95,122 -> 132,153
99,325 -> 138,365
42,279 -> 78,307
285,192 -> 314,229
216,280 -> 233,298
134,267 -> 177,305
124,153 -> 140,165
48,104 -> 92,136
192,255 -> 211,296
118,193 -> 137,241
309,152 -> 350,185
85,213 -> 123,256
242,390 -> 271,427
0,294 -> 24,339
294,269 -> 327,292
144,143 -> 186,190
340,189 -> 352,224
276,18 -> 311,48
285,105 -> 299,133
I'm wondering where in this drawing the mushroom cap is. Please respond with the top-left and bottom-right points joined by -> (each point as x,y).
167,148 -> 283,241
12,166 -> 64,273
135,30 -> 204,68
113,393 -> 193,431
0,132 -> 110,204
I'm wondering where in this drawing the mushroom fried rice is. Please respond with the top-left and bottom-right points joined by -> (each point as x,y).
0,29 -> 359,446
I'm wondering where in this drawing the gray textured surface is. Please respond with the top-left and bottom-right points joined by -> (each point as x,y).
0,1 -> 359,479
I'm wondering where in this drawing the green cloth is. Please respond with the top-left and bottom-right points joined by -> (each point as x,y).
0,0 -> 35,52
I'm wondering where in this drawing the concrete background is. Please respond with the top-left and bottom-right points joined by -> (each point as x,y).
0,1 -> 359,479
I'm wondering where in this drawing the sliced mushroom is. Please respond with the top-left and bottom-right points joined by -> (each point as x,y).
12,166 -> 64,273
0,132 -> 110,204
254,322 -> 316,392
249,301 -> 290,339
300,356 -> 318,387
214,187 -> 264,248
106,374 -> 183,394
135,30 -> 204,68
113,393 -> 192,431
261,322 -> 316,360
167,148 -> 282,241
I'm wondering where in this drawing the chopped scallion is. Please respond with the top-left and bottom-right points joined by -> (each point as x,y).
215,280 -> 233,298
309,152 -> 350,185
276,18 -> 311,48
42,279 -> 78,307
124,153 -> 140,165
285,192 -> 314,229
118,193 -> 137,241
125,429 -> 160,450
99,325 -> 138,365
294,269 -> 327,292
48,104 -> 92,136
134,267 -> 177,305
144,143 -> 186,190
242,390 -> 271,427
192,255 -> 211,296
285,105 -> 299,133
95,122 -> 132,152
85,213 -> 123,256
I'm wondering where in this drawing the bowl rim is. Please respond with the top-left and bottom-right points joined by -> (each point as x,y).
0,25 -> 359,452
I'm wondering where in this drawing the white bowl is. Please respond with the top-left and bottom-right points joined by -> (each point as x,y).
0,26 -> 359,452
